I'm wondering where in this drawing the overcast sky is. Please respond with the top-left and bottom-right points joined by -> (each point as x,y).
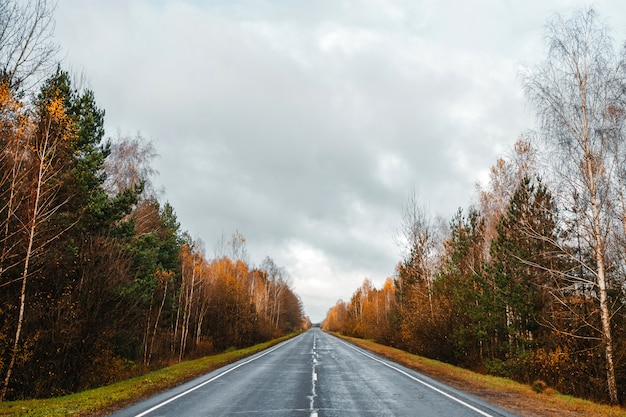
54,0 -> 626,322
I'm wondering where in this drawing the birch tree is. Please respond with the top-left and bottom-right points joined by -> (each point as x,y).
395,189 -> 437,309
523,8 -> 623,404
1,83 -> 74,401
177,240 -> 203,361
477,139 -> 538,246
103,133 -> 157,199
0,82 -> 29,278
0,0 -> 58,90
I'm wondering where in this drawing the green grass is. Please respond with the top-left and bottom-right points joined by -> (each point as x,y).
337,334 -> 626,417
0,333 -> 298,417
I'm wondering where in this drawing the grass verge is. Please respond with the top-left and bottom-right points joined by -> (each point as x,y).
336,334 -> 626,417
0,333 -> 298,417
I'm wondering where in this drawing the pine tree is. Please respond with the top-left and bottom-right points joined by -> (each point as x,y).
485,177 -> 559,374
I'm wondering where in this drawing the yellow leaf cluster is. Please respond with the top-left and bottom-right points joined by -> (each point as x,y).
46,96 -> 70,130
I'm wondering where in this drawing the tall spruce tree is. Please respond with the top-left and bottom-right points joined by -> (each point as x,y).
486,177 -> 559,367
433,208 -> 487,366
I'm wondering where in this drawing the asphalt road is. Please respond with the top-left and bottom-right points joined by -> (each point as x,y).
109,329 -> 518,417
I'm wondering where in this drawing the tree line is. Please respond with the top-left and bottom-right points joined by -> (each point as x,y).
323,8 -> 626,405
0,0 -> 307,401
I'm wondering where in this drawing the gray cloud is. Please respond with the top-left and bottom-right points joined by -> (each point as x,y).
54,0 -> 626,321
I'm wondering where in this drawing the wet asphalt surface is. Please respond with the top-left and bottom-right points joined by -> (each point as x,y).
108,329 -> 518,417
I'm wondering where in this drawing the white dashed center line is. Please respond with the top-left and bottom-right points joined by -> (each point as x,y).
309,334 -> 318,417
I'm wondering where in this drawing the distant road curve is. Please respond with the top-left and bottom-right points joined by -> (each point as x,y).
109,329 -> 518,417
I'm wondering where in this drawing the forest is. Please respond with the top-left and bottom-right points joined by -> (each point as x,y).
0,0 -> 307,401
323,8 -> 626,406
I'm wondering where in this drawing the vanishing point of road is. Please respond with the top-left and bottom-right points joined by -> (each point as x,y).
109,329 -> 518,417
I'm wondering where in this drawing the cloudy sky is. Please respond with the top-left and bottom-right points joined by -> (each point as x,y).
54,0 -> 626,322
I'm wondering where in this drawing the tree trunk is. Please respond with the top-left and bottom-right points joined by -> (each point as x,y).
179,253 -> 196,362
147,279 -> 168,367
1,128 -> 48,401
590,192 -> 618,404
583,165 -> 619,405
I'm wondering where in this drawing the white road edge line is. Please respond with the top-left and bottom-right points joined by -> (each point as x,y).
133,336 -> 299,417
337,338 -> 497,417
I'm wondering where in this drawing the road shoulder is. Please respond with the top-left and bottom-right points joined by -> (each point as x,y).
333,334 -> 625,417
